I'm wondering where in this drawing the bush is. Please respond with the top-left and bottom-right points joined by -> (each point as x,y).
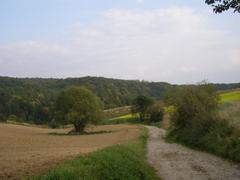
8,114 -> 22,122
0,114 -> 7,122
166,83 -> 240,161
131,95 -> 154,121
48,120 -> 60,129
149,107 -> 164,123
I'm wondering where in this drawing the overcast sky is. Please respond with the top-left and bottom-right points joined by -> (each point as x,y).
0,0 -> 239,84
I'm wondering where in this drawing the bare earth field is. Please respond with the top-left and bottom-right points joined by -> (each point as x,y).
0,123 -> 140,179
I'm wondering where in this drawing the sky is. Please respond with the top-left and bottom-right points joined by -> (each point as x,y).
0,0 -> 239,84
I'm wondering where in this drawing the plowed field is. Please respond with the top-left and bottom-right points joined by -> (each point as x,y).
0,123 -> 140,179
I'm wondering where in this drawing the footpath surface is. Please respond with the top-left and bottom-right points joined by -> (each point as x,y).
146,126 -> 240,180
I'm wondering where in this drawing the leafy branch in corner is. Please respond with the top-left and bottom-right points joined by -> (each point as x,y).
205,0 -> 240,13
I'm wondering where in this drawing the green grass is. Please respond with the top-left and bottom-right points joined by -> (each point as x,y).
30,128 -> 159,180
101,114 -> 141,125
110,114 -> 136,121
163,106 -> 175,114
220,90 -> 240,103
101,114 -> 163,128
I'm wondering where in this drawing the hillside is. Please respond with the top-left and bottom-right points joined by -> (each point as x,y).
0,76 -> 172,108
0,76 -> 173,124
0,76 -> 239,124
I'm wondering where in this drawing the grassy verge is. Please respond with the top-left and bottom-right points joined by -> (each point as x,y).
166,101 -> 240,162
165,85 -> 240,162
166,120 -> 240,162
30,128 -> 159,180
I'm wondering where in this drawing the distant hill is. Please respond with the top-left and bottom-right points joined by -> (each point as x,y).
0,76 -> 173,108
0,76 -> 239,124
0,76 -> 239,108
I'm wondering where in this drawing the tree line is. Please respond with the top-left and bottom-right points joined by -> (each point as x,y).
0,76 -> 239,125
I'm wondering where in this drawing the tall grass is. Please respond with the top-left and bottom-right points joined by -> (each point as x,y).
30,128 -> 159,180
219,101 -> 240,129
167,113 -> 240,162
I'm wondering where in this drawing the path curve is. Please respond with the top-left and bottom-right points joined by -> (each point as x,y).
146,126 -> 240,180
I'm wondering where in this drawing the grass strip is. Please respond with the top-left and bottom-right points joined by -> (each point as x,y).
30,127 -> 159,180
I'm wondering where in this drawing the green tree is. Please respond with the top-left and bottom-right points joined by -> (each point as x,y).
132,95 -> 154,121
0,89 -> 10,121
55,86 -> 103,132
8,96 -> 35,122
165,83 -> 219,146
205,0 -> 240,13
149,105 -> 164,123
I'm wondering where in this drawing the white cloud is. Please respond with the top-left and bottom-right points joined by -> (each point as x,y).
0,7 -> 239,83
136,0 -> 144,4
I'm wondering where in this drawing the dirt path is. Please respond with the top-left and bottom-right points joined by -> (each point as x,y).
146,126 -> 240,180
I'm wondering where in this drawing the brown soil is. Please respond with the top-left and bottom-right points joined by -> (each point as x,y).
0,123 -> 140,179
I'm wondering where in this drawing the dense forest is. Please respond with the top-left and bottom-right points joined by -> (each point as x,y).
0,76 -> 239,124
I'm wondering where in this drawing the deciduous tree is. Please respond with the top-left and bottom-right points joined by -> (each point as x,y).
55,86 -> 102,132
205,0 -> 240,13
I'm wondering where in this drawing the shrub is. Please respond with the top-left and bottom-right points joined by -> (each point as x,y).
8,114 -> 22,122
149,107 -> 164,123
0,114 -> 7,122
131,95 -> 154,121
166,83 -> 240,161
48,120 -> 60,129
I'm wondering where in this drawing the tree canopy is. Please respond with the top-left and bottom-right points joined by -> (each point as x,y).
205,0 -> 240,13
55,86 -> 103,132
0,76 -> 239,124
131,95 -> 154,121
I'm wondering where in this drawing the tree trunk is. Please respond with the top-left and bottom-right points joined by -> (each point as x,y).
74,122 -> 85,133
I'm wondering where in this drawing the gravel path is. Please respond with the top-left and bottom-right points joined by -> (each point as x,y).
146,126 -> 240,180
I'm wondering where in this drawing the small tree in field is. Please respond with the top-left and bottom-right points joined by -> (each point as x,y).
55,86 -> 102,133
131,95 -> 154,121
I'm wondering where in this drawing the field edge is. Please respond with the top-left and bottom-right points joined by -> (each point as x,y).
29,126 -> 160,180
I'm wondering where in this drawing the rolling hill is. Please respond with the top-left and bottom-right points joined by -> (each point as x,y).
0,76 -> 239,124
